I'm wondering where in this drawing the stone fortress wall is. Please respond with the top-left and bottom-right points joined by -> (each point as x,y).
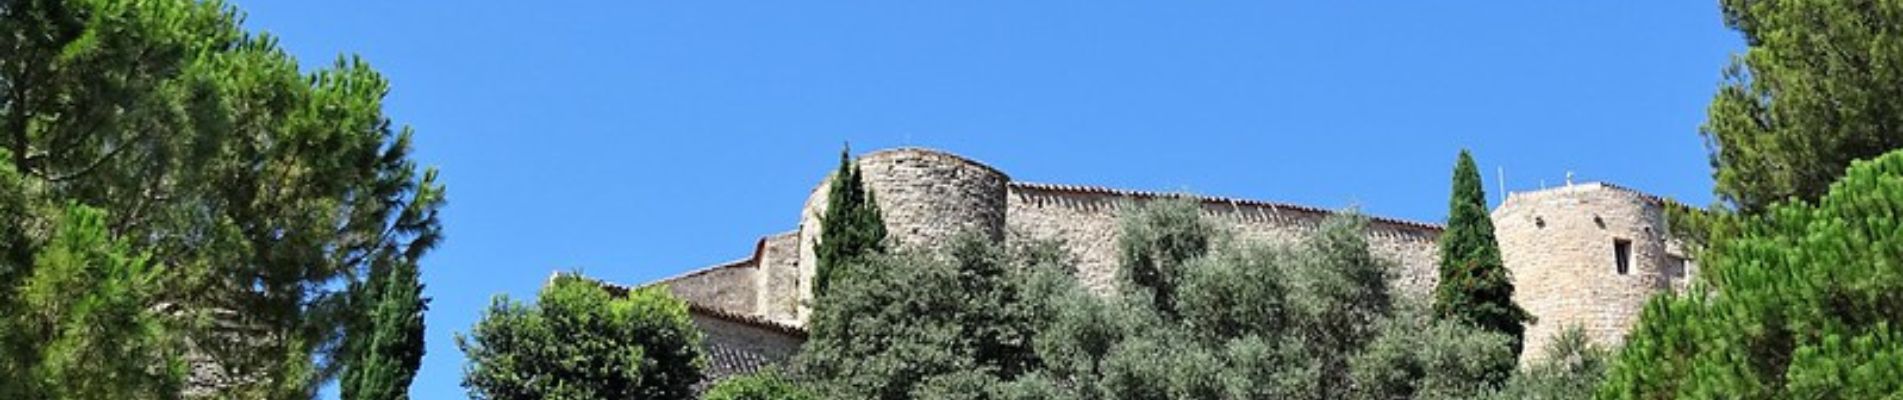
1005,182 -> 1444,298
1493,183 -> 1693,360
645,147 -> 1690,369
790,149 -> 1012,322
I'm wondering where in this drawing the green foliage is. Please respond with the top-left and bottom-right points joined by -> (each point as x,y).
1348,303 -> 1515,400
1431,150 -> 1530,370
1117,199 -> 1219,317
1,0 -> 447,394
1022,210 -> 1433,400
793,201 -> 1541,400
341,256 -> 429,400
1599,150 -> 1903,399
1702,0 -> 1903,213
0,149 -> 33,285
703,370 -> 818,400
457,275 -> 705,400
1486,328 -> 1606,400
1176,246 -> 1290,344
796,232 -> 1055,400
0,205 -> 185,399
814,145 -> 887,297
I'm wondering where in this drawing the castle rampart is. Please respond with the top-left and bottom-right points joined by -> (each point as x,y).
1005,182 -> 1443,298
634,147 -> 1690,382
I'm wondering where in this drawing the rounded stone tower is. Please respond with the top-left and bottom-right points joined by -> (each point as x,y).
792,148 -> 1010,322
1492,183 -> 1689,363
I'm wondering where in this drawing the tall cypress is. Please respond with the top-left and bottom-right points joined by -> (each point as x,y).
1431,150 -> 1531,363
341,258 -> 428,400
814,145 -> 886,297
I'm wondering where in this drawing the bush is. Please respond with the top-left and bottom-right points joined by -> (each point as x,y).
457,274 -> 705,400
1486,328 -> 1604,400
796,233 -> 1056,399
703,370 -> 816,400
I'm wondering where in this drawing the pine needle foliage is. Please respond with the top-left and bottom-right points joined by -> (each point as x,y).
1703,0 -> 1903,213
1599,150 -> 1903,399
0,205 -> 185,399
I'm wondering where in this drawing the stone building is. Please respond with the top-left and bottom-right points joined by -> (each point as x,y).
1493,182 -> 1695,359
596,147 -> 1690,386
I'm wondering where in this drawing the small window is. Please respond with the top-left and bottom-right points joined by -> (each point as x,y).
1614,239 -> 1633,275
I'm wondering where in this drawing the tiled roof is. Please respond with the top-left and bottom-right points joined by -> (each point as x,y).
695,341 -> 781,393
1008,181 -> 1444,232
685,302 -> 808,337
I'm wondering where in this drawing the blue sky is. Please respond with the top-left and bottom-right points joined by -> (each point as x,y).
225,1 -> 1739,397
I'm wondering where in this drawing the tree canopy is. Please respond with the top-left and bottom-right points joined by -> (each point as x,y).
1703,0 -> 1903,213
796,232 -> 1058,399
1599,149 -> 1903,399
793,200 -> 1550,400
457,274 -> 706,400
0,205 -> 185,399
0,0 -> 445,396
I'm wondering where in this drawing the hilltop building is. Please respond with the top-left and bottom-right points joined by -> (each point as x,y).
593,147 -> 1694,387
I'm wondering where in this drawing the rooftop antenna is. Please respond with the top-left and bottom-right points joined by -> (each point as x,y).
1497,166 -> 1507,203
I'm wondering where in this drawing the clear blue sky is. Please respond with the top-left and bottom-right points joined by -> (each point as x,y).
225,1 -> 1739,398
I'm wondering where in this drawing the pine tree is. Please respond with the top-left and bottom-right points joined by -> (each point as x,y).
1,1 -> 447,393
1703,0 -> 1903,213
1601,149 -> 1903,398
0,205 -> 185,399
1430,150 -> 1530,366
813,145 -> 886,297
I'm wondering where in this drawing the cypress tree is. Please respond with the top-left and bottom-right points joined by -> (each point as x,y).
1431,150 -> 1531,363
814,145 -> 886,297
342,258 -> 428,400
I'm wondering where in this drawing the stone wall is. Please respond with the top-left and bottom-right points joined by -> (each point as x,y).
754,231 -> 802,324
793,148 -> 1011,321
659,259 -> 757,316
1493,183 -> 1688,363
1006,183 -> 1443,298
642,148 -> 1691,369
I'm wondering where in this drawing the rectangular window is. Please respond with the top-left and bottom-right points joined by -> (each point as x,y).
1614,239 -> 1633,275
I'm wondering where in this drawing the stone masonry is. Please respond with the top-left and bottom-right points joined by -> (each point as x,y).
1493,182 -> 1692,361
613,147 -> 1691,385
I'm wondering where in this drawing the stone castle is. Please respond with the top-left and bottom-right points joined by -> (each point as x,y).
595,147 -> 1694,386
